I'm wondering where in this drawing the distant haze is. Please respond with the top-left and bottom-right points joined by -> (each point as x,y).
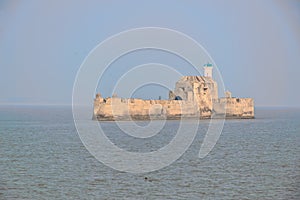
0,0 -> 299,107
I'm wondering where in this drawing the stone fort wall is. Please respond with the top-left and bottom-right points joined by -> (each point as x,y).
93,74 -> 254,120
93,96 -> 254,120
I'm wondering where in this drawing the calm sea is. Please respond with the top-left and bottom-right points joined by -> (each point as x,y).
0,106 -> 299,199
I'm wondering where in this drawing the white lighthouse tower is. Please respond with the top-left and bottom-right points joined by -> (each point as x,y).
203,63 -> 213,78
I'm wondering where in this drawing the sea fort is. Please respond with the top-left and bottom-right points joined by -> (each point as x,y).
93,64 -> 254,120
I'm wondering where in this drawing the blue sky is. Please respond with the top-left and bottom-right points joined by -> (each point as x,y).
0,0 -> 299,106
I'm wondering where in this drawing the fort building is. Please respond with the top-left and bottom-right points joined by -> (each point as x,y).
93,64 -> 254,120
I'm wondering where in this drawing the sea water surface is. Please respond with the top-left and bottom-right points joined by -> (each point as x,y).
0,106 -> 299,199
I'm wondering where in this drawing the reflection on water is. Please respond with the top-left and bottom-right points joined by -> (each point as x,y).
0,106 -> 299,199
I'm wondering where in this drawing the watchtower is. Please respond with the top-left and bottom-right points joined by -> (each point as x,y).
203,63 -> 213,78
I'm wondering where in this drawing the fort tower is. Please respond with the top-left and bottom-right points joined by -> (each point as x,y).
203,63 -> 213,77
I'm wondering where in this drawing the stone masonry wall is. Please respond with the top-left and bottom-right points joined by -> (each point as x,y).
93,97 -> 201,121
213,98 -> 254,118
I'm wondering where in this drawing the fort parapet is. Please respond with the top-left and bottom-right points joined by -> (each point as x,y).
93,65 -> 254,120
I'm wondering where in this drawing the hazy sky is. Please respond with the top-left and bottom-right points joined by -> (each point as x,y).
1,0 -> 299,106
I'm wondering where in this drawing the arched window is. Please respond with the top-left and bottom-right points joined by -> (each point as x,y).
175,96 -> 182,100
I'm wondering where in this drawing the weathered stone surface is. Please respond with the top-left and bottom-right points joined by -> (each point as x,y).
93,75 -> 254,120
